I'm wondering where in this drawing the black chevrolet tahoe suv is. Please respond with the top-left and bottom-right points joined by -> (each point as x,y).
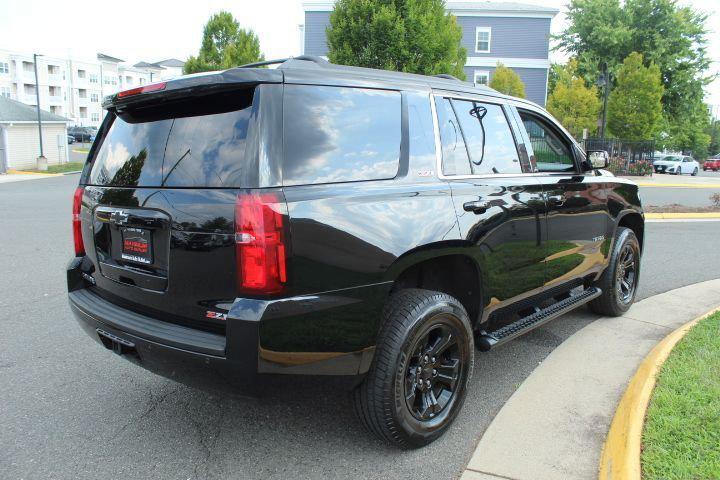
68,56 -> 643,448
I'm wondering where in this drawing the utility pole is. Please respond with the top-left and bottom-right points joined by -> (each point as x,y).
33,53 -> 47,169
598,62 -> 610,140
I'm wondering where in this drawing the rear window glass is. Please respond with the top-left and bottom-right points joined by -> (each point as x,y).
282,85 -> 401,186
88,90 -> 254,187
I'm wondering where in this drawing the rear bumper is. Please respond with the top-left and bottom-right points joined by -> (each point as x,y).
67,258 -> 390,392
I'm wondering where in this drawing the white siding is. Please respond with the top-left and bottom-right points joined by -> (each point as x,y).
4,123 -> 68,169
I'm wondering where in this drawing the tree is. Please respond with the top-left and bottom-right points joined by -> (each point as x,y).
326,0 -> 466,79
555,0 -> 712,152
607,53 -> 664,141
489,63 -> 525,98
184,12 -> 264,74
547,59 -> 601,139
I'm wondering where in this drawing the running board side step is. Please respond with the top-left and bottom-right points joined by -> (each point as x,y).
475,287 -> 602,352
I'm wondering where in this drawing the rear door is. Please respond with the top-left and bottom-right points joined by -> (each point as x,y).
514,107 -> 612,289
433,92 -> 547,322
79,84 -> 280,334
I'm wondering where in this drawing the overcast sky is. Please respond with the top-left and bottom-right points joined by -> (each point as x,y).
0,0 -> 717,104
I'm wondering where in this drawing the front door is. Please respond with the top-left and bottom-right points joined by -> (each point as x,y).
433,94 -> 547,322
516,108 -> 612,290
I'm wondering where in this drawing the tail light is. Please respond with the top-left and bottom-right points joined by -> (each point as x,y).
235,191 -> 288,295
72,186 -> 85,256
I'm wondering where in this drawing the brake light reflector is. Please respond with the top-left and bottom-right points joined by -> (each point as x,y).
235,192 -> 288,294
72,186 -> 85,256
117,82 -> 167,98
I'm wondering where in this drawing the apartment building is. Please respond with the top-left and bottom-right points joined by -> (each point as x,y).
301,0 -> 558,106
0,50 -> 185,128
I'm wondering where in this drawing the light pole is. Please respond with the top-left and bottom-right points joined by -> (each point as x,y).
597,62 -> 611,140
33,53 -> 47,169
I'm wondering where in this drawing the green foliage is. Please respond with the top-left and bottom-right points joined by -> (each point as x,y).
489,63 -> 525,98
326,0 -> 467,79
642,311 -> 720,480
607,52 -> 664,141
184,11 -> 264,74
708,120 -> 720,157
547,59 -> 601,139
556,0 -> 712,152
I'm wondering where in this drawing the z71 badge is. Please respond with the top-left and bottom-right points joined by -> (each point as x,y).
205,311 -> 228,321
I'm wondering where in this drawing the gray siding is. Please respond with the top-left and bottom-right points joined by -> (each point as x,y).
464,66 -> 548,106
457,16 -> 551,59
304,11 -> 331,56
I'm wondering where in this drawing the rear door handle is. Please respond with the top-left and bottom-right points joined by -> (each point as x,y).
547,195 -> 565,207
463,200 -> 490,214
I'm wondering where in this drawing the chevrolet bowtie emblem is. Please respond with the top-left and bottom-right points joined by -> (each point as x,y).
110,210 -> 129,225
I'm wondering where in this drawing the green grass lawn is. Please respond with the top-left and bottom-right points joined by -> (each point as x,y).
642,311 -> 720,479
21,162 -> 85,174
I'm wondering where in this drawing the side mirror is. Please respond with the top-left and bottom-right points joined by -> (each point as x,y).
586,150 -> 609,169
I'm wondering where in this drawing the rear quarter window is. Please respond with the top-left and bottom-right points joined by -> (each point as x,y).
282,85 -> 401,186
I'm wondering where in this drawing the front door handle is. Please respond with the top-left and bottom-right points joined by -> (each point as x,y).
463,200 -> 490,214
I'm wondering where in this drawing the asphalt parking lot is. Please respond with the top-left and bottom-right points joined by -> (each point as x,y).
1,175 -> 718,480
639,169 -> 720,208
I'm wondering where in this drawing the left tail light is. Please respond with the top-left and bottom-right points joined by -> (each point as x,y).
72,186 -> 85,256
234,191 -> 288,295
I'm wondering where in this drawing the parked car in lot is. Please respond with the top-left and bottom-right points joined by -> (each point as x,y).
67,134 -> 75,144
653,155 -> 699,175
68,126 -> 97,143
68,57 -> 644,448
703,156 -> 720,171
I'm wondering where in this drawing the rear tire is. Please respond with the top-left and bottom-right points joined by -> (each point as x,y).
589,227 -> 641,317
353,289 -> 474,448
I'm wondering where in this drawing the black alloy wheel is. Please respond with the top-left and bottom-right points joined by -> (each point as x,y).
353,289 -> 473,448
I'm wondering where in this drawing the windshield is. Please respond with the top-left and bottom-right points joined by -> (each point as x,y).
664,156 -> 681,162
87,89 -> 255,188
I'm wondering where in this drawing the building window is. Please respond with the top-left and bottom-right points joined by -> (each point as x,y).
23,84 -> 36,95
91,113 -> 100,122
475,27 -> 491,53
125,76 -> 133,85
0,62 -> 9,74
139,78 -> 146,85
48,86 -> 61,96
47,65 -> 60,75
89,73 -> 98,83
50,105 -> 62,115
473,70 -> 490,86
78,89 -> 87,99
22,61 -> 34,72
90,93 -> 99,102
79,107 -> 88,118
0,86 -> 11,98
78,69 -> 86,78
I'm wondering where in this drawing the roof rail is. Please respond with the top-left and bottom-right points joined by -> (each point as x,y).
237,56 -> 330,69
434,73 -> 464,82
237,58 -> 291,68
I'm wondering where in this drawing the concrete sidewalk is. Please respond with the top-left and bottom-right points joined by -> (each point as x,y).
462,278 -> 720,480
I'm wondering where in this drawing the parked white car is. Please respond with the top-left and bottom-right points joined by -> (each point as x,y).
653,155 -> 699,175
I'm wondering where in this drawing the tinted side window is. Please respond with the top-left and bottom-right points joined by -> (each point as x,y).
435,97 -> 471,176
452,100 -> 520,174
407,92 -> 436,170
519,112 -> 576,172
283,85 -> 400,186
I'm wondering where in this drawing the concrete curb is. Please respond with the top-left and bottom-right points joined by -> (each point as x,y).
635,183 -> 720,188
5,169 -> 61,176
461,278 -> 720,480
645,212 -> 720,219
597,305 -> 720,480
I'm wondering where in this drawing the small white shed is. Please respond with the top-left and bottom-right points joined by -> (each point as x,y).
0,97 -> 70,172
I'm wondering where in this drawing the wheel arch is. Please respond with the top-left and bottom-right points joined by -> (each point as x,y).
616,211 -> 645,252
387,251 -> 483,327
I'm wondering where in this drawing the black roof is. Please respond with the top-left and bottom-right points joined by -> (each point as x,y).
105,56 -> 539,110
97,53 -> 125,63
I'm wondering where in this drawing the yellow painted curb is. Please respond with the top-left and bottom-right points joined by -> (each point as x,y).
6,169 -> 60,176
598,305 -> 720,480
71,149 -> 90,154
644,212 -> 720,219
635,183 -> 720,188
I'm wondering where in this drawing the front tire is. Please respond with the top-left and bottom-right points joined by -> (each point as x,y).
589,227 -> 641,316
353,289 -> 474,448
692,167 -> 698,176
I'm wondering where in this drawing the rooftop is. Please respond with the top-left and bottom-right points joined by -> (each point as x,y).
0,96 -> 69,123
304,0 -> 558,15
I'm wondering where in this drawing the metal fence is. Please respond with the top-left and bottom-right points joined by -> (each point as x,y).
583,138 -> 656,176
